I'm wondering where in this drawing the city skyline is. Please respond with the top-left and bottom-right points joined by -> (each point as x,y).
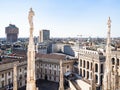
0,0 -> 120,38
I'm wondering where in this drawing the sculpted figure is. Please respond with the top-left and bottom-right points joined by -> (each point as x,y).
28,8 -> 35,28
107,17 -> 111,28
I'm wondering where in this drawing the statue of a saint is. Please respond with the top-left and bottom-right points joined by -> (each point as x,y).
107,17 -> 111,28
28,8 -> 35,28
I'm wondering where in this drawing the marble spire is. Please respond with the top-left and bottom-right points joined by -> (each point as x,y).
13,64 -> 17,90
26,8 -> 37,90
59,60 -> 64,90
103,17 -> 112,90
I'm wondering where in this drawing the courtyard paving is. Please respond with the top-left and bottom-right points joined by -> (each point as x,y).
19,79 -> 59,90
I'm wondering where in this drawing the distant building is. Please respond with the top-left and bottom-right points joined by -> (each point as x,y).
52,43 -> 64,53
39,29 -> 50,42
35,43 -> 48,54
5,24 -> 19,43
64,45 -> 75,56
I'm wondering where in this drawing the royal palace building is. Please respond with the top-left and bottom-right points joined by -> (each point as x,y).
0,50 -> 76,90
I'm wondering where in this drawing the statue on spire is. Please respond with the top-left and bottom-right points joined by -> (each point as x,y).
28,8 -> 35,28
26,8 -> 37,90
103,17 -> 112,90
107,17 -> 111,28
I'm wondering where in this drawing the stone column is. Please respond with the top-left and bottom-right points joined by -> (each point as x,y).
59,60 -> 64,90
5,72 -> 7,87
98,63 -> 100,85
78,53 -> 80,75
82,60 -> 84,68
91,60 -> 95,90
89,71 -> 91,80
89,61 -> 91,71
13,64 -> 17,90
85,70 -> 87,79
82,69 -> 84,77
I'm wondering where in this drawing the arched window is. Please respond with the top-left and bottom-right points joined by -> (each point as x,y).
87,71 -> 89,79
95,63 -> 98,72
95,74 -> 98,83
117,59 -> 119,66
80,68 -> 82,76
100,64 -> 104,73
100,75 -> 103,85
80,59 -> 82,67
112,58 -> 115,65
83,70 -> 85,77
87,61 -> 89,69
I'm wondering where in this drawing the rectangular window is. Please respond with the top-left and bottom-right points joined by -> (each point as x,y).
54,71 -> 56,75
8,78 -> 11,84
2,74 -> 4,78
8,72 -> 11,76
20,82 -> 22,86
80,59 -> 82,67
19,75 -> 22,80
24,73 -> 27,78
20,68 -> 22,72
1,81 -> 4,87
24,67 -> 27,70
67,65 -> 69,68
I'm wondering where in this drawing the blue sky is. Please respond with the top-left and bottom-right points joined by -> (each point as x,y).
0,0 -> 120,38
